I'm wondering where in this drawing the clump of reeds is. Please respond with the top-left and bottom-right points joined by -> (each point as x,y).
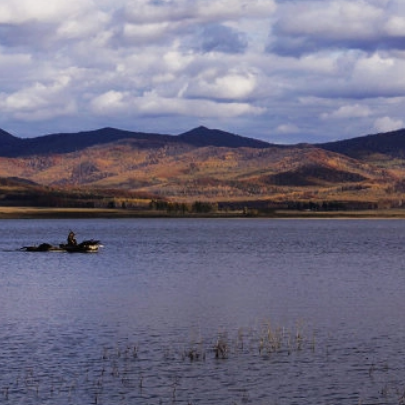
182,344 -> 206,362
214,333 -> 229,359
254,318 -> 313,357
180,333 -> 206,362
258,321 -> 284,355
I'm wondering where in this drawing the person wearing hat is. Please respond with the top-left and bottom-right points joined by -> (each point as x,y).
67,231 -> 77,246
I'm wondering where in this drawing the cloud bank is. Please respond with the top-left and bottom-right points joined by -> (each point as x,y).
0,0 -> 404,143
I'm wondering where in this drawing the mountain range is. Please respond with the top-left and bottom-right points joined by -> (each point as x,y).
0,126 -> 276,157
1,125 -> 405,210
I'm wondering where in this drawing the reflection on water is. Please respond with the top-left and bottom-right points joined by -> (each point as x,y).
1,218 -> 405,404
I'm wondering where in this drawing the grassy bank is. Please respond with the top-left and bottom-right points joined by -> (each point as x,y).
2,206 -> 405,219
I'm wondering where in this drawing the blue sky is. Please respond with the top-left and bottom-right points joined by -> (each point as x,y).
0,0 -> 405,143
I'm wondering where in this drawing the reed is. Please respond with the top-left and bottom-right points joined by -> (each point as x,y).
214,332 -> 229,359
182,338 -> 206,362
3,386 -> 9,400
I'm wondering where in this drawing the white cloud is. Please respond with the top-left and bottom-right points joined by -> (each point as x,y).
0,72 -> 81,125
90,90 -> 130,114
122,0 -> 276,25
384,16 -> 405,37
163,51 -> 195,72
134,96 -> 264,118
348,53 -> 405,97
13,102 -> 76,122
122,0 -> 195,24
0,76 -> 72,110
57,10 -> 110,40
0,0 -> 95,24
276,0 -> 381,39
276,124 -> 300,134
90,90 -> 264,118
321,104 -> 371,120
186,70 -> 258,100
373,116 -> 404,133
196,0 -> 276,22
271,0 -> 405,55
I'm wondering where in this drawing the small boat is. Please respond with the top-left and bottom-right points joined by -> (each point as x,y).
21,239 -> 102,253
59,239 -> 101,253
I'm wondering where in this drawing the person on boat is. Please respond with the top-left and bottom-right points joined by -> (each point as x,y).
67,231 -> 77,246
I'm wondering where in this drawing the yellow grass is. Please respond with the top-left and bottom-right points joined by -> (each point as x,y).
1,206 -> 405,219
0,207 -> 141,219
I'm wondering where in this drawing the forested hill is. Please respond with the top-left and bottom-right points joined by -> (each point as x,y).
1,125 -> 405,210
317,128 -> 405,159
0,126 -> 274,157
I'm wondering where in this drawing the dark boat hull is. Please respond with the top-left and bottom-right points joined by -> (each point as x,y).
22,243 -> 64,252
21,240 -> 101,253
59,240 -> 100,253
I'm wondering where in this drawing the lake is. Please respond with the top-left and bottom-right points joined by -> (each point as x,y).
1,218 -> 405,404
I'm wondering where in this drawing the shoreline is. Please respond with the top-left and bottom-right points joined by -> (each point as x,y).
2,206 -> 405,219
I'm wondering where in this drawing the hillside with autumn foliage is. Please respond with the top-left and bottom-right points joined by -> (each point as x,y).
1,126 -> 405,213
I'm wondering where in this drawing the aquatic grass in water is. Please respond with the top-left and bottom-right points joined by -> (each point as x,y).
2,320 -> 404,405
1,321 -> 314,404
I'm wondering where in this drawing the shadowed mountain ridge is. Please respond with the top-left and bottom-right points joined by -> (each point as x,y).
0,126 -> 275,157
1,125 -> 405,159
177,126 -> 274,148
317,128 -> 405,159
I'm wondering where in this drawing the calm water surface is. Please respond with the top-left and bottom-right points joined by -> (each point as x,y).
1,218 -> 405,404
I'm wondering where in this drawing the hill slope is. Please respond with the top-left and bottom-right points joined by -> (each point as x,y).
318,128 -> 405,159
0,138 -> 396,204
0,125 -> 405,208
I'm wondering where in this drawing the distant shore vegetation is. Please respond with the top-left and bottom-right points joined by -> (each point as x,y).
2,176 -> 405,218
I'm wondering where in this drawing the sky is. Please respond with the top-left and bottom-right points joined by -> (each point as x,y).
0,0 -> 405,144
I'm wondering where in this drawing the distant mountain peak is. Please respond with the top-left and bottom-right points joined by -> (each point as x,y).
0,128 -> 22,149
0,128 -> 17,139
178,126 -> 273,148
